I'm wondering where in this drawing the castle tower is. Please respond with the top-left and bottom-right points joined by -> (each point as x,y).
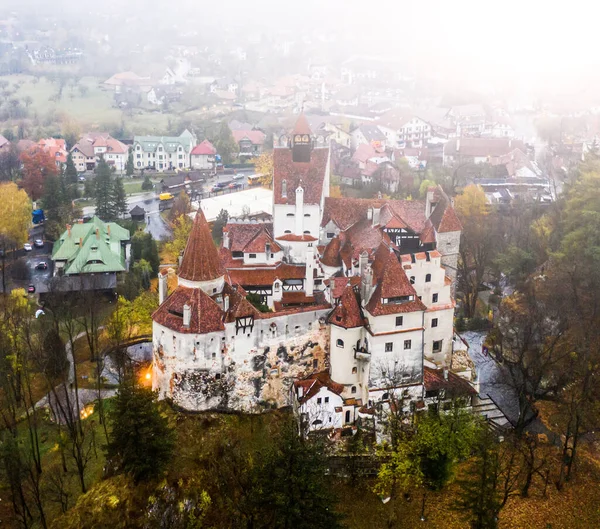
291,112 -> 313,163
178,209 -> 225,294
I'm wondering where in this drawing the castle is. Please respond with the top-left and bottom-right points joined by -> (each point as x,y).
151,114 -> 474,430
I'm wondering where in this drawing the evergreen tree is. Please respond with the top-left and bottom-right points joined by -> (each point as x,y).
112,177 -> 128,219
141,174 -> 153,191
64,152 -> 78,184
125,148 -> 134,177
212,208 -> 229,243
107,378 -> 175,483
95,156 -> 114,221
253,419 -> 343,529
214,121 -> 239,164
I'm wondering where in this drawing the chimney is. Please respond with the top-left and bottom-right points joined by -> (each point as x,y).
67,224 -> 72,236
295,185 -> 304,235
222,228 -> 230,249
305,247 -> 314,297
183,303 -> 191,327
359,251 -> 368,278
372,207 -> 381,226
95,228 -> 100,239
367,207 -> 373,220
107,224 -> 111,236
224,294 -> 230,312
158,271 -> 167,304
456,138 -> 460,152
443,365 -> 448,380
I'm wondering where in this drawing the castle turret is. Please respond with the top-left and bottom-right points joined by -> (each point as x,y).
178,209 -> 225,294
291,113 -> 313,163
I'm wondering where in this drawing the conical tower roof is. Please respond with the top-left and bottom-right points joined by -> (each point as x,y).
292,112 -> 312,135
178,209 -> 225,283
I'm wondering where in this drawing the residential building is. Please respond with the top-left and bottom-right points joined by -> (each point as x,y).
151,114 -> 470,433
71,133 -> 129,172
351,123 -> 387,151
232,130 -> 266,158
132,130 -> 197,171
377,111 -> 432,148
190,139 -> 217,170
443,137 -> 526,166
103,71 -> 152,94
51,217 -> 130,289
37,138 -> 67,169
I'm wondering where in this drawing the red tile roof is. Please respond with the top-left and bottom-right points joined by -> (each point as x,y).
321,236 -> 342,267
244,229 -> 282,253
327,275 -> 361,300
294,371 -> 344,404
275,233 -> 318,242
222,283 -> 261,323
191,139 -> 216,156
232,130 -> 266,145
152,286 -> 225,333
327,285 -> 364,328
273,147 -> 329,205
352,143 -> 378,164
226,223 -> 272,252
179,209 -> 225,282
428,188 -> 462,233
292,112 -> 312,135
444,138 -> 526,158
423,366 -> 476,397
227,263 -> 306,286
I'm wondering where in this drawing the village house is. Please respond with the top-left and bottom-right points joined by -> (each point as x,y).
71,133 -> 129,172
443,137 -> 527,166
377,111 -> 432,148
151,114 -> 471,434
132,130 -> 197,171
190,139 -> 217,171
232,130 -> 266,158
37,138 -> 68,169
351,123 -> 387,151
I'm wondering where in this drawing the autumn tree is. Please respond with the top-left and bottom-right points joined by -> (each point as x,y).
167,190 -> 191,222
253,152 -> 274,187
163,214 -> 192,261
454,184 -> 496,318
20,148 -> 58,201
0,182 -> 31,291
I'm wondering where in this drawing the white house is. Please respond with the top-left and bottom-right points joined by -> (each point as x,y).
132,129 -> 197,171
190,139 -> 216,170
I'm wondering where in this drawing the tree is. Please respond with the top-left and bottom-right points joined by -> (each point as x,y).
0,143 -> 21,181
94,156 -> 114,221
454,185 -> 496,318
20,148 -> 58,201
253,418 -> 343,528
214,121 -> 239,164
211,208 -> 228,244
168,191 -> 191,223
64,152 -> 78,184
111,177 -> 128,219
418,179 -> 437,198
107,379 -> 175,483
164,214 -> 193,261
131,231 -> 160,274
0,182 -> 31,291
254,152 -> 274,187
125,147 -> 134,177
141,174 -> 153,191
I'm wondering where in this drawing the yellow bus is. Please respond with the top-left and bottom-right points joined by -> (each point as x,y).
159,192 -> 174,201
247,173 -> 265,186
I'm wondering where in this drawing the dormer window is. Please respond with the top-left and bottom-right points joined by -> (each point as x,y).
282,180 -> 287,198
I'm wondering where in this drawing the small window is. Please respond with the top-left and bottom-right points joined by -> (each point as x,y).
215,373 -> 221,380
282,179 -> 287,197
385,342 -> 393,352
313,359 -> 318,368
432,293 -> 438,303
286,213 -> 294,217
336,339 -> 344,347
425,273 -> 431,283
345,410 -> 351,423
351,386 -> 357,394
433,340 -> 442,353
327,232 -> 335,238
352,367 -> 357,374
410,276 -> 415,284
303,230 -> 310,234
249,253 -> 257,258
284,230 -> 291,234
382,392 -> 390,400
432,318 -> 438,328
395,316 -> 403,326
404,340 -> 411,350
317,398 -> 322,404
304,213 -> 310,217
325,397 -> 329,403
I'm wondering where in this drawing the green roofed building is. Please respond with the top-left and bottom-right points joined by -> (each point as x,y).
51,216 -> 130,278
132,129 -> 197,172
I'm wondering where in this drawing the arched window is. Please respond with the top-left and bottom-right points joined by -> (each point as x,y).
352,367 -> 357,374
382,392 -> 390,400
425,273 -> 431,283
336,339 -> 344,347
282,180 -> 287,198
351,386 -> 357,394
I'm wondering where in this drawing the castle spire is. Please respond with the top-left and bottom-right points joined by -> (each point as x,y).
178,209 -> 225,289
291,112 -> 313,163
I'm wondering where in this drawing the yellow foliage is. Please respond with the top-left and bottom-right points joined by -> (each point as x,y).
253,152 -> 274,188
454,184 -> 488,221
0,182 -> 31,247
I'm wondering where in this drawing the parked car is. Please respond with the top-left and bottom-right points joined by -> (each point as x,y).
35,262 -> 48,270
228,182 -> 242,189
78,176 -> 86,182
232,173 -> 245,180
27,284 -> 35,293
34,239 -> 44,248
23,243 -> 32,251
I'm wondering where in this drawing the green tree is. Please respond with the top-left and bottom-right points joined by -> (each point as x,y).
214,121 -> 239,164
164,214 -> 193,260
141,174 -> 153,191
95,156 -> 114,221
131,231 -> 160,274
254,418 -> 343,529
112,177 -> 128,219
107,379 -> 175,483
64,151 -> 78,184
125,148 -> 134,177
211,208 -> 228,244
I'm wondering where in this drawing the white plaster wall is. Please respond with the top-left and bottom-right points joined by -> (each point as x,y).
423,307 -> 454,363
330,324 -> 362,385
178,275 -> 224,295
300,387 -> 344,431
